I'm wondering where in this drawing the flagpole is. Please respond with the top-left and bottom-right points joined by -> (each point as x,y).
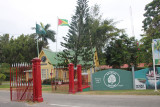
56,17 -> 58,56
152,42 -> 158,92
37,34 -> 39,58
36,23 -> 39,58
55,17 -> 59,90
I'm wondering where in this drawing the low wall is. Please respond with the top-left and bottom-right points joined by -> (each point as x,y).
92,69 -> 133,90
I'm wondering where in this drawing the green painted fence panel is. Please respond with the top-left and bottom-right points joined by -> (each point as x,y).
92,69 -> 133,90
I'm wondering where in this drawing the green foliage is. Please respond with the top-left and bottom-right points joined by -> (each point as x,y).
0,34 -> 40,64
139,36 -> 152,64
32,23 -> 56,48
0,34 -> 9,63
0,74 -> 6,81
42,78 -> 52,85
89,4 -> 121,65
0,63 -> 10,73
140,0 -> 160,64
0,73 -> 6,85
42,78 -> 62,85
56,52 -> 69,67
61,0 -> 91,67
0,63 -> 10,81
105,34 -> 139,69
61,3 -> 122,67
80,47 -> 93,69
0,23 -> 55,64
142,0 -> 160,37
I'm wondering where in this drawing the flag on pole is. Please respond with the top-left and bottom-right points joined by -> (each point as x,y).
58,19 -> 69,26
36,24 -> 46,34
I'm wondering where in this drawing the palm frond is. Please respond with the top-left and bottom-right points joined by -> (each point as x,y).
45,24 -> 51,30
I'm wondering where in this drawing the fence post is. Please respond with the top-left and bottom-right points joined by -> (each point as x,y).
77,64 -> 82,92
32,58 -> 43,102
69,63 -> 75,94
10,66 -> 12,101
132,65 -> 135,90
90,68 -> 93,90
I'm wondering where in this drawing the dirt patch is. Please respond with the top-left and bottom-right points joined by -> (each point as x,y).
0,88 -> 9,90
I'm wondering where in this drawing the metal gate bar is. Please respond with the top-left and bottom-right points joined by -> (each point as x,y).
10,63 -> 33,101
51,64 -> 83,94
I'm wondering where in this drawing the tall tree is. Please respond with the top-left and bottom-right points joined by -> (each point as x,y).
105,34 -> 139,69
142,0 -> 160,37
0,34 -> 10,63
89,4 -> 121,65
140,0 -> 160,64
0,34 -> 40,64
140,36 -> 153,64
61,0 -> 90,67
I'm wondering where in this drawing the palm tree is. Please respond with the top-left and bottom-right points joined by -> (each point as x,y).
32,22 -> 56,48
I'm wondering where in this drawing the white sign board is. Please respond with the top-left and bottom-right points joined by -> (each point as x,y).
153,39 -> 160,65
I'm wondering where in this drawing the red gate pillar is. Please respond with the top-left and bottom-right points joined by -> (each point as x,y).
77,64 -> 82,92
69,63 -> 75,94
32,58 -> 43,102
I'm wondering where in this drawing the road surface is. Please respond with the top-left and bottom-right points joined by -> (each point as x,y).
0,90 -> 160,107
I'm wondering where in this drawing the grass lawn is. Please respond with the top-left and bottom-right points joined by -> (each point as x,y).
42,85 -> 52,92
1,81 -> 160,95
0,84 -> 10,89
0,81 -> 10,90
42,84 -> 69,94
78,89 -> 160,95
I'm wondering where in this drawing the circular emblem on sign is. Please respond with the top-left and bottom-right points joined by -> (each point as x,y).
103,71 -> 120,88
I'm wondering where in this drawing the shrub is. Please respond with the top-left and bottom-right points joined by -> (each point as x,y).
42,78 -> 62,85
42,79 -> 52,85
0,73 -> 6,85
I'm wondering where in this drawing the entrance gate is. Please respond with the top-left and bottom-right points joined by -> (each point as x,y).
51,67 -> 69,93
10,63 -> 33,101
51,63 -> 82,94
69,64 -> 82,93
10,58 -> 43,102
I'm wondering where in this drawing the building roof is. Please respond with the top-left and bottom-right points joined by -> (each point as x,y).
99,63 -> 151,69
40,48 -> 96,66
42,48 -> 63,65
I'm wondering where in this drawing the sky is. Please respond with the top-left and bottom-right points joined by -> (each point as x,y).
0,0 -> 152,52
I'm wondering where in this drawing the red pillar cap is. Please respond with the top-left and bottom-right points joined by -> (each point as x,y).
69,63 -> 74,66
77,64 -> 81,67
31,57 -> 41,62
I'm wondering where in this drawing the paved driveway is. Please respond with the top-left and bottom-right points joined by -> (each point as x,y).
0,90 -> 160,107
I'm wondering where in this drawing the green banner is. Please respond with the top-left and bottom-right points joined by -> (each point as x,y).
92,69 -> 133,90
